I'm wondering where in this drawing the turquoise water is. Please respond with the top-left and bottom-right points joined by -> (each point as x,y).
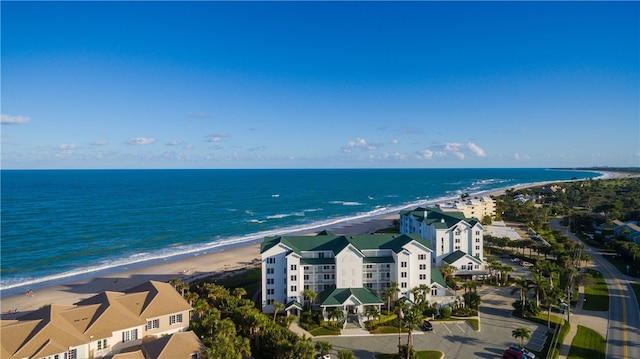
0,168 -> 599,294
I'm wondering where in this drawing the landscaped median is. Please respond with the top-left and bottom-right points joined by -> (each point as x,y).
375,351 -> 443,359
567,325 -> 606,359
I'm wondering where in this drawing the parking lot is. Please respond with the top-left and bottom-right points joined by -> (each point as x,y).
317,285 -> 545,358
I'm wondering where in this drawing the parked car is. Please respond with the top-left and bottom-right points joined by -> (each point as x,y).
511,257 -> 521,263
503,348 -> 525,359
315,354 -> 331,359
500,253 -> 511,259
420,320 -> 433,331
509,346 -> 536,358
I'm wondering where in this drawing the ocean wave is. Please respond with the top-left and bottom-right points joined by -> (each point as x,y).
329,200 -> 363,206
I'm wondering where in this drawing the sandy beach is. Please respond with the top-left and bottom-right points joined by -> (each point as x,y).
2,169 -> 634,316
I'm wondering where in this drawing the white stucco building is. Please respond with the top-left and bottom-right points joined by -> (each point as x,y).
260,232 -> 454,317
399,207 -> 486,277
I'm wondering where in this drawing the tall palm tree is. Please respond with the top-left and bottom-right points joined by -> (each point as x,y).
512,327 -> 532,348
511,277 -> 530,313
365,305 -> 380,324
383,281 -> 400,311
302,289 -> 317,311
403,306 -> 423,358
440,264 -> 456,284
272,301 -> 284,323
530,273 -> 549,308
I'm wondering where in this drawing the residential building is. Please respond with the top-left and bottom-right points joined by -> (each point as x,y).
399,207 -> 485,276
260,232 -> 454,317
613,220 -> 640,244
1,281 -> 193,359
436,196 -> 495,220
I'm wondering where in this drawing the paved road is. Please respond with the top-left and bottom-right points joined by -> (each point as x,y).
316,285 -> 544,359
550,219 -> 640,359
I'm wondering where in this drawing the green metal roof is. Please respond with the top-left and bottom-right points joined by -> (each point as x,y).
431,269 -> 447,287
285,300 -> 303,311
317,286 -> 383,307
442,250 -> 482,265
260,233 -> 431,255
403,206 -> 480,228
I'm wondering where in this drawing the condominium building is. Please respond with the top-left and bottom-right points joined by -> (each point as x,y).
399,207 -> 485,275
260,232 -> 455,317
436,196 -> 495,220
1,281 -> 195,359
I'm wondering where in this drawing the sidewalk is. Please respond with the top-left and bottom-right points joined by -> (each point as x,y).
557,285 -> 608,359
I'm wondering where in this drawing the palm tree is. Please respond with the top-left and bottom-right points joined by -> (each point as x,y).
395,298 -> 409,350
314,341 -> 332,356
530,273 -> 549,308
440,264 -> 456,284
232,287 -> 247,300
512,327 -> 532,348
302,289 -> 317,311
511,277 -> 530,313
544,286 -> 565,330
365,305 -> 380,324
272,301 -> 284,323
383,281 -> 400,311
403,306 -> 423,358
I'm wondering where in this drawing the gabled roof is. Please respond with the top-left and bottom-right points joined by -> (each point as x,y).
123,281 -> 192,319
261,233 -> 431,255
442,250 -> 483,265
431,269 -> 447,287
285,300 -> 303,311
2,305 -> 88,359
74,291 -> 146,337
401,206 -> 480,228
141,331 -> 205,359
317,286 -> 383,307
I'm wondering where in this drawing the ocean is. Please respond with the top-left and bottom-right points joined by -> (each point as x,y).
0,168 -> 600,296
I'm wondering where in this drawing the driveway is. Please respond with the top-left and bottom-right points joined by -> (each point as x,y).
317,285 -> 544,358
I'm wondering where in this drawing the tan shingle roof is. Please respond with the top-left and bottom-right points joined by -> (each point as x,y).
75,291 -> 146,337
123,281 -> 192,319
141,331 -> 205,359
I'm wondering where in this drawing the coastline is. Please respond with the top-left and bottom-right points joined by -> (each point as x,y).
1,169 -> 633,315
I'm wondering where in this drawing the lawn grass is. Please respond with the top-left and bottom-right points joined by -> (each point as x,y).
567,325 -> 605,359
604,256 -> 640,278
369,326 -> 409,334
375,351 -> 443,359
308,326 -> 341,336
583,269 -> 609,311
466,318 -> 479,331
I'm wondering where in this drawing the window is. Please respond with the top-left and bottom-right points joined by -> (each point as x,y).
475,238 -> 480,243
291,275 -> 297,281
401,272 -> 407,278
170,314 -> 183,325
366,273 -> 373,278
304,266 -> 309,270
97,339 -> 107,350
304,284 -> 309,290
67,349 -> 77,359
304,274 -> 309,280
323,265 -> 331,270
146,319 -> 159,330
475,231 -> 480,235
267,258 -> 275,264
475,245 -> 480,250
401,261 -> 407,268
401,282 -> 407,288
475,265 -> 480,269
267,299 -> 274,305
324,274 -> 331,280
418,254 -> 426,260
319,253 -> 325,258
366,264 -> 373,269
431,287 -> 438,296
267,278 -> 274,285
461,265 -> 467,270
455,238 -> 460,243
441,245 -> 444,252
290,285 -> 297,292
290,264 -> 297,271
419,274 -> 426,280
455,230 -> 461,235
454,246 -> 460,250
267,268 -> 274,274
267,288 -> 274,295
419,264 -> 426,270
122,329 -> 138,342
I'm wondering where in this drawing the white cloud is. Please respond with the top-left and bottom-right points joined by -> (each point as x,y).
341,137 -> 382,153
206,133 -> 228,142
91,140 -> 108,146
417,142 -> 486,161
59,144 -> 76,150
127,137 -> 156,145
184,143 -> 194,150
514,152 -> 530,160
1,114 -> 30,125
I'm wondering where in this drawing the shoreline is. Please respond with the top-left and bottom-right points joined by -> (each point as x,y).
1,169 -> 633,315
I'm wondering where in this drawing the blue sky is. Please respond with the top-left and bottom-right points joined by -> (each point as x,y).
2,1 -> 638,169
